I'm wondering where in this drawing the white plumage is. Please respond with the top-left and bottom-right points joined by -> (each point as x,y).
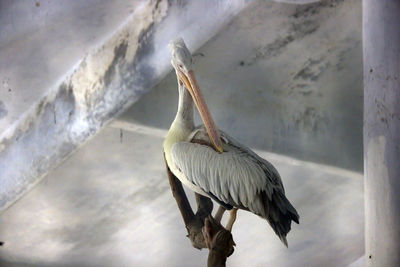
172,127 -> 276,210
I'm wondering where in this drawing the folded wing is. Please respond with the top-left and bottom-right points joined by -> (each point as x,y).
171,127 -> 299,246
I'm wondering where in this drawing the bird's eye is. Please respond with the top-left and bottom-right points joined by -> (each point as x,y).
178,64 -> 183,68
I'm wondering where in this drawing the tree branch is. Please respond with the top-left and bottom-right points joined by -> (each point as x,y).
166,161 -> 195,226
164,156 -> 235,266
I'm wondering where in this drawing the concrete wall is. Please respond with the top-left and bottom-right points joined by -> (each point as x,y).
363,0 -> 400,266
0,0 -> 249,212
0,1 -> 366,266
118,0 -> 363,171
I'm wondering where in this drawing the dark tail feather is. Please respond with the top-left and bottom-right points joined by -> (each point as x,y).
266,191 -> 299,247
281,236 -> 288,248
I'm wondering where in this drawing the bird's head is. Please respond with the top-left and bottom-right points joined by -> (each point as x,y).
169,38 -> 193,73
169,38 -> 223,153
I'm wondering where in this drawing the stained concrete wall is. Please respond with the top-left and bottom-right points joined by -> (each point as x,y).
363,0 -> 400,266
118,0 -> 363,172
1,0 -> 363,213
0,0 -> 366,266
0,0 -> 249,212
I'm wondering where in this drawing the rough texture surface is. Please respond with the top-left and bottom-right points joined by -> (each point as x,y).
363,0 -> 400,266
0,128 -> 364,267
0,0 -> 248,212
0,0 -> 162,212
119,0 -> 363,172
0,0 -> 144,135
0,1 -> 365,265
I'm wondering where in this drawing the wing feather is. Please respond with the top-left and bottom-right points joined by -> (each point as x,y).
171,133 -> 273,212
171,126 -> 299,245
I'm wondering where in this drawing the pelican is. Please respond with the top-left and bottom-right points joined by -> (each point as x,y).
163,38 -> 299,246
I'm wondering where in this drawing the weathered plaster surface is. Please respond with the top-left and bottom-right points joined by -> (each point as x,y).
0,0 -> 146,135
365,137 -> 391,265
0,0 -> 249,212
0,0 -> 160,213
119,0 -> 363,171
363,0 -> 400,266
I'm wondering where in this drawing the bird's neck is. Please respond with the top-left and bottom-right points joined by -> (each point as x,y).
171,85 -> 195,132
164,85 -> 194,153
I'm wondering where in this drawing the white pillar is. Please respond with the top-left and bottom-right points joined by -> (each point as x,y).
363,0 -> 400,266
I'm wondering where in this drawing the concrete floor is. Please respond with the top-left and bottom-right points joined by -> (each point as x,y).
0,127 -> 364,267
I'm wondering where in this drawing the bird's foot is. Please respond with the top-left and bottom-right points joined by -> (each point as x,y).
202,216 -> 236,254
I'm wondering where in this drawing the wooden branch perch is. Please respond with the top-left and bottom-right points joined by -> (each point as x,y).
165,156 -> 235,267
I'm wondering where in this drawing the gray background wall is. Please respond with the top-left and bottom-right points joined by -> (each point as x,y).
0,0 -> 365,266
119,0 -> 363,171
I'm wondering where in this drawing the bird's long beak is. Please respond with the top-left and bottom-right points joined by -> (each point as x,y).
177,70 -> 223,153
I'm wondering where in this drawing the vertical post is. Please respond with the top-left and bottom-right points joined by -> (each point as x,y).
364,0 -> 400,266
